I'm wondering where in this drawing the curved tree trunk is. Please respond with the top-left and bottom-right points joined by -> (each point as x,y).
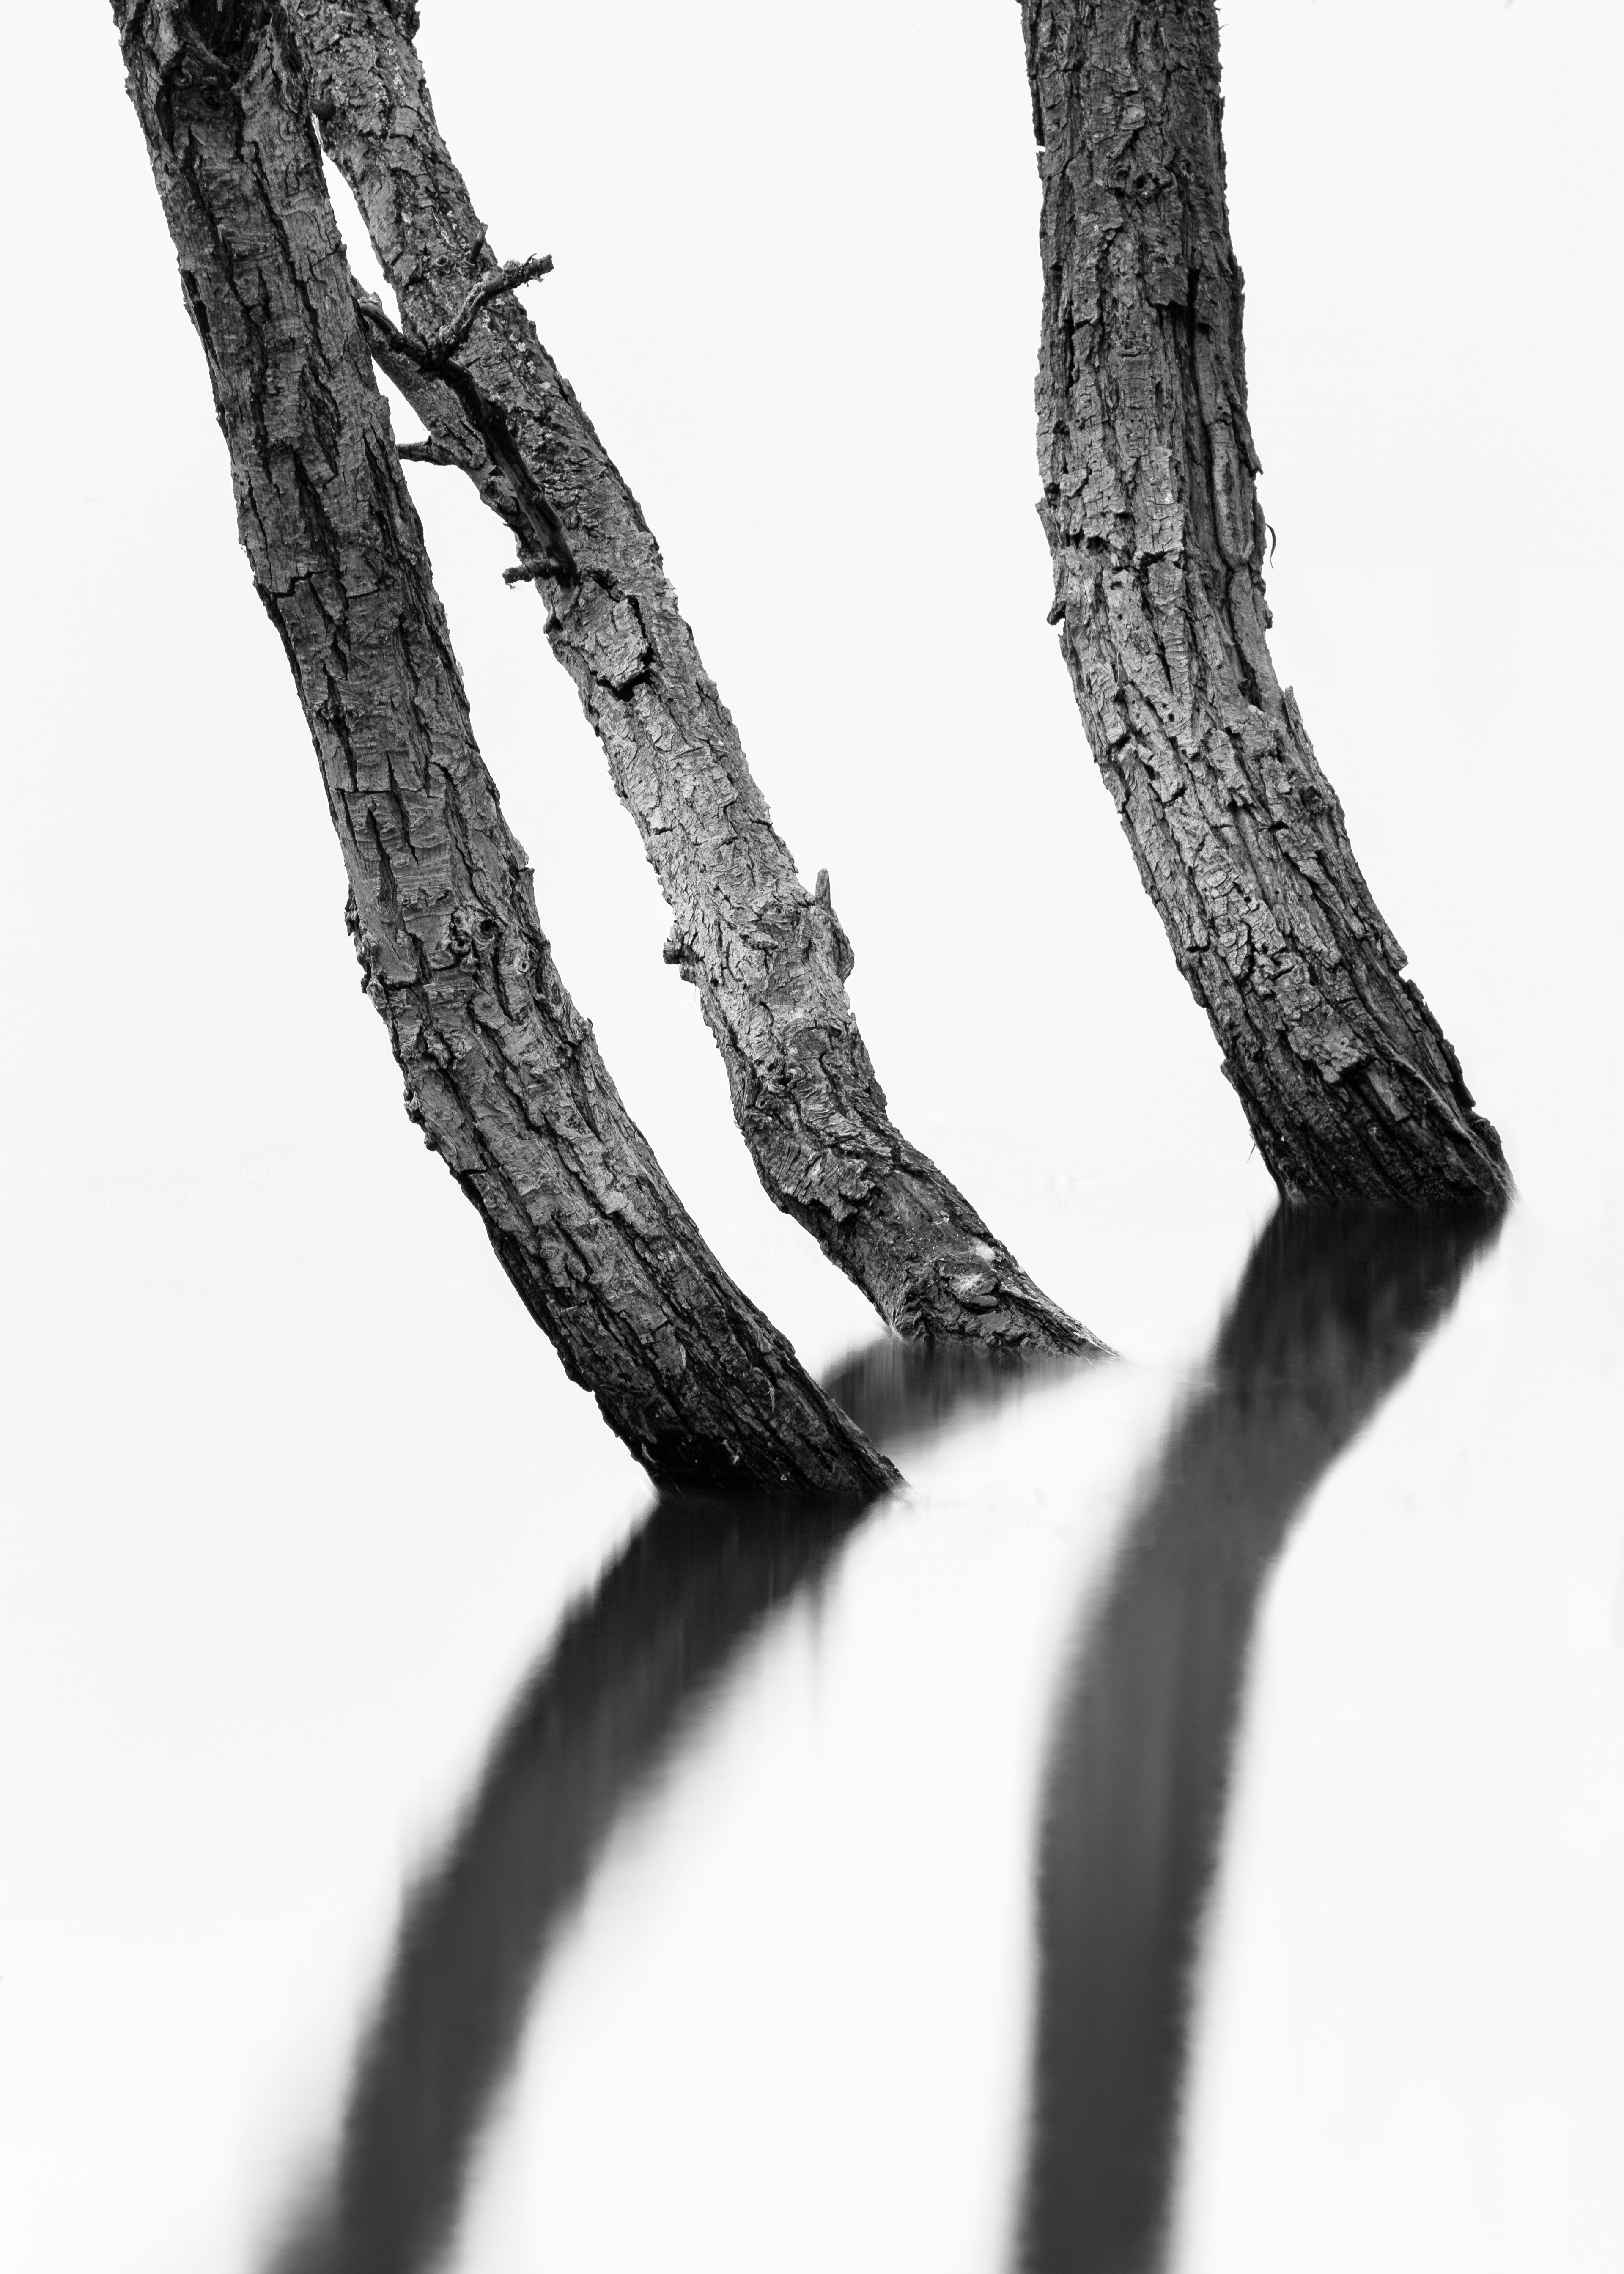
112,0 -> 894,1502
282,0 -> 1104,1357
1022,0 -> 1511,1206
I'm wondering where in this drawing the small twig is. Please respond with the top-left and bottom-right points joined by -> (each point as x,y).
351,275 -> 576,587
351,258 -> 552,371
428,255 -> 553,359
352,284 -> 410,356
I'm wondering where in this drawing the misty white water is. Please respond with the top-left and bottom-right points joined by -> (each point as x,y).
6,1196 -> 1618,2274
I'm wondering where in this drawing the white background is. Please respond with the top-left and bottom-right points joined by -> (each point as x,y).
3,3 -> 1622,2269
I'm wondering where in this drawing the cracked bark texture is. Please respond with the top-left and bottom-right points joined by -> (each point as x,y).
112,0 -> 894,1500
1023,0 -> 1510,1205
285,0 -> 1103,1356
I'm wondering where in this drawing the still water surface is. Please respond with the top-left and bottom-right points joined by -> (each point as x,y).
4,1202 -> 1621,2274
241,1208 -> 1619,2274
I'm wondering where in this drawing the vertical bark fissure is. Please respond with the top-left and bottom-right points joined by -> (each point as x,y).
1023,0 -> 1510,1205
285,0 -> 1106,1357
112,0 -> 895,1500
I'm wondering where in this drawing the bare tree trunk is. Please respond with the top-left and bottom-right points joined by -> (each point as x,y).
111,0 -> 894,1501
1022,0 -> 1511,1206
283,0 -> 1103,1357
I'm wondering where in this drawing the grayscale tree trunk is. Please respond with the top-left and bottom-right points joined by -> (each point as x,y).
111,0 -> 894,1502
285,0 -> 1104,1357
1022,0 -> 1511,1206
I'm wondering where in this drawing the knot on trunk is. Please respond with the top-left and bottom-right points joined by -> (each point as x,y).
808,868 -> 855,983
661,921 -> 699,983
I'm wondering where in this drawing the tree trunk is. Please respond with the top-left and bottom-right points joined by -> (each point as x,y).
111,0 -> 894,1502
283,0 -> 1104,1357
1022,0 -> 1511,1206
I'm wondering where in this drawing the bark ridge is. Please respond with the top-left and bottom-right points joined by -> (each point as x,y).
290,0 -> 1106,1354
113,0 -> 895,1499
1023,0 -> 1510,1205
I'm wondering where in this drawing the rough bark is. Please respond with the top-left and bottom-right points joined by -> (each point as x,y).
1023,0 -> 1511,1206
282,0 -> 1104,1356
112,0 -> 894,1500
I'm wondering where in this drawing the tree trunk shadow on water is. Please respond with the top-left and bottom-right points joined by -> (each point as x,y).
1016,1203 -> 1502,2274
264,1344 -> 1082,2274
261,1206 -> 1495,2274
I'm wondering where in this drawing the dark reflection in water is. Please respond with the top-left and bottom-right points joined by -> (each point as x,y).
1017,1205 -> 1501,2274
267,1497 -> 860,2274
267,1345 -> 1060,2274
824,1338 -> 1092,1454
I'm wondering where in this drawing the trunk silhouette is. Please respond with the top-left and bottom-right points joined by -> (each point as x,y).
111,0 -> 892,1500
261,1343 -> 1028,2274
287,0 -> 1103,1357
1023,0 -> 1510,1206
266,1489 -> 866,2274
1020,1203 -> 1498,2271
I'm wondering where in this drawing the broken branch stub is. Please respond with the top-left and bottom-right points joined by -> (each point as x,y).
291,0 -> 1107,1357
